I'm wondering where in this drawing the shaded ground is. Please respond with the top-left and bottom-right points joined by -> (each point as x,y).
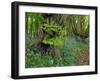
76,50 -> 89,65
25,36 -> 89,68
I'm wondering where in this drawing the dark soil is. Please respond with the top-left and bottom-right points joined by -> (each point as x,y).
76,50 -> 89,65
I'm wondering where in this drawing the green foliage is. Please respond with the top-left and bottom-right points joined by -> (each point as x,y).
26,37 -> 89,67
58,37 -> 89,65
82,16 -> 89,33
25,13 -> 89,68
25,52 -> 59,67
42,37 -> 63,46
26,37 -> 33,47
26,13 -> 44,36
71,15 -> 89,37
41,24 -> 62,46
42,24 -> 61,33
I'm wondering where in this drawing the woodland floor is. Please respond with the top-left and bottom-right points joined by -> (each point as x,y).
25,37 -> 89,68
76,50 -> 89,65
